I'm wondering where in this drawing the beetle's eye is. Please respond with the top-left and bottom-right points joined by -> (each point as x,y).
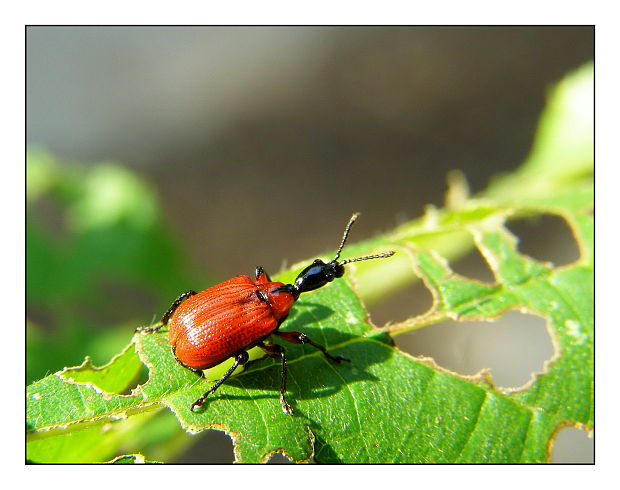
334,263 -> 345,278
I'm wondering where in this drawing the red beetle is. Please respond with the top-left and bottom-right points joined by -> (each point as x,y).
141,213 -> 394,414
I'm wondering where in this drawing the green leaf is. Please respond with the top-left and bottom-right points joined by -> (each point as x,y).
60,342 -> 145,394
27,344 -> 148,463
26,63 -> 592,463
134,280 -> 396,463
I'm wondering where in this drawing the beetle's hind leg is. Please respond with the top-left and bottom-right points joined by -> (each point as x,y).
191,351 -> 249,412
171,345 -> 205,377
258,342 -> 294,415
162,290 -> 197,326
274,331 -> 350,363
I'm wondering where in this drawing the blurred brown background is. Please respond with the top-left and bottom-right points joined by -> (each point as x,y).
26,26 -> 593,463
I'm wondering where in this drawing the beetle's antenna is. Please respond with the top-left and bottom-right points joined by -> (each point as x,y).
334,212 -> 360,262
339,251 -> 395,265
333,213 -> 395,265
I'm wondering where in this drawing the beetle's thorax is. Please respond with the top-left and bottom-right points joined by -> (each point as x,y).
257,282 -> 295,321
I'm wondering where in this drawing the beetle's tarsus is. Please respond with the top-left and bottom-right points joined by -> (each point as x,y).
190,399 -> 205,412
281,400 -> 294,415
135,324 -> 163,334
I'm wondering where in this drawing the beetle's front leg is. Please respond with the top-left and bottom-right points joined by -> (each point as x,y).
191,351 -> 249,412
274,331 -> 350,363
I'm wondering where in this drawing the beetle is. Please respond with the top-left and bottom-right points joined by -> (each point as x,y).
139,213 -> 394,414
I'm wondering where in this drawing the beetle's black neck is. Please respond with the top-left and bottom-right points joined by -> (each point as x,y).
273,284 -> 300,300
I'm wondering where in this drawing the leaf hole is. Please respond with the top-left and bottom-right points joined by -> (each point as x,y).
505,213 -> 580,267
173,429 -> 235,463
365,268 -> 434,327
395,310 -> 554,389
267,453 -> 294,464
551,426 -> 593,463
119,363 -> 150,395
449,244 -> 496,283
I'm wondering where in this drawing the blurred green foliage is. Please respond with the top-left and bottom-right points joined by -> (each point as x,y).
26,151 -> 215,383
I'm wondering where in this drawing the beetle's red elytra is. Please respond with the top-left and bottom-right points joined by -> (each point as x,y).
168,273 -> 293,371
139,213 -> 395,415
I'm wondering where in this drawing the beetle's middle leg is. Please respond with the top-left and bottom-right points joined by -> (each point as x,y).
258,341 -> 294,415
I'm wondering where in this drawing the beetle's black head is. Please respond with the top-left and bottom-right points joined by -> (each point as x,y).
292,258 -> 345,296
275,213 -> 395,300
